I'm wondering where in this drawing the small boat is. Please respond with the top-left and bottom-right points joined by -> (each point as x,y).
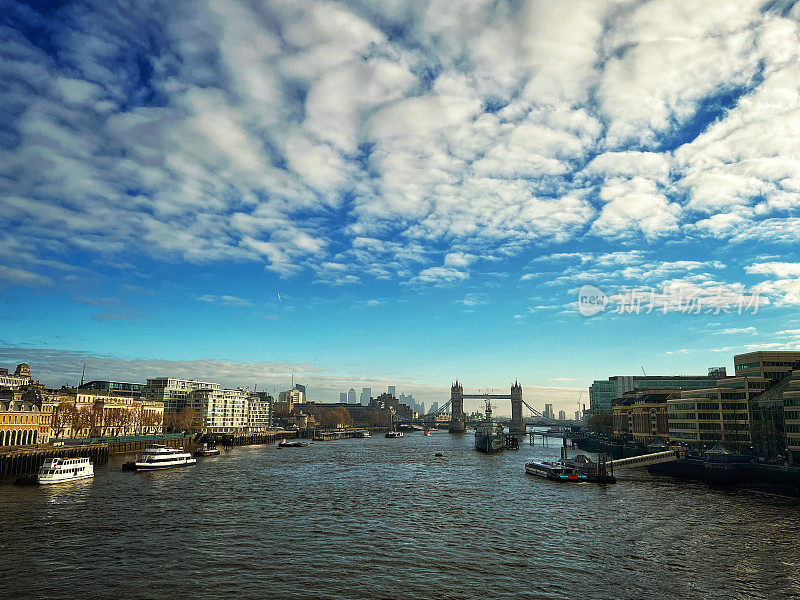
423,429 -> 432,436
525,460 -> 588,482
194,443 -> 220,457
134,445 -> 196,471
385,431 -> 403,438
352,431 -> 371,438
38,457 -> 94,484
277,440 -> 309,448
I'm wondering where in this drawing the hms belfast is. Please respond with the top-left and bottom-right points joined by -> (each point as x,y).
474,396 -> 506,453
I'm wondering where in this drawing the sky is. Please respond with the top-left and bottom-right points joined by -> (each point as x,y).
2,0 -> 800,415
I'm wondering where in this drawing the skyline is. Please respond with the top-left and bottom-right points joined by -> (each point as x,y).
3,1 -> 800,414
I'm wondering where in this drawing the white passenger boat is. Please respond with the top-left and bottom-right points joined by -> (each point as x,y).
385,431 -> 403,438
37,457 -> 94,484
134,445 -> 196,471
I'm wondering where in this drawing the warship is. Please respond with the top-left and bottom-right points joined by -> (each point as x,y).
474,396 -> 505,453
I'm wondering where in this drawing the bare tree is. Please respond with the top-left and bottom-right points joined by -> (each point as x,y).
87,401 -> 105,437
50,403 -> 76,439
71,407 -> 93,439
144,408 -> 163,434
174,407 -> 199,432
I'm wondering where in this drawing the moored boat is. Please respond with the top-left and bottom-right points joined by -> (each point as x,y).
385,431 -> 403,438
134,445 -> 196,471
525,460 -> 588,482
353,431 -> 371,438
474,396 -> 505,453
277,440 -> 309,448
37,457 -> 94,484
194,443 -> 220,457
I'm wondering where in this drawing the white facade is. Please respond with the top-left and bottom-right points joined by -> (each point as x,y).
144,378 -> 220,414
247,394 -> 271,430
189,388 -> 249,433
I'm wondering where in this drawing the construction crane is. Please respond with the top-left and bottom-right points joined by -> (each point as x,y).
641,366 -> 647,377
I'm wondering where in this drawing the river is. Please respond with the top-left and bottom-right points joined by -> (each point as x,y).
1,432 -> 799,599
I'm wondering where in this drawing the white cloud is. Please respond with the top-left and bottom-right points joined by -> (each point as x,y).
4,0 -> 800,292
197,294 -> 253,307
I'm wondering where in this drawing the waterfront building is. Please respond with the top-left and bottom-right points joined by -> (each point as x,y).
613,389 -> 679,445
0,398 -> 48,446
589,374 -> 720,415
339,392 -> 347,403
783,370 -> 800,463
667,376 -> 769,450
734,351 -> 800,380
44,388 -> 164,439
255,391 -> 274,428
144,378 -> 220,417
79,380 -> 144,396
348,388 -> 357,404
186,388 -> 251,433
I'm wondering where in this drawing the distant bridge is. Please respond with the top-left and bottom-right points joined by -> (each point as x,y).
413,381 -> 581,434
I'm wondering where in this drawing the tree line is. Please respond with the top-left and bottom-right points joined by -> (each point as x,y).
50,401 -> 163,439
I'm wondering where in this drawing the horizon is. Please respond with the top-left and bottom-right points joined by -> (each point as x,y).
3,1 -> 800,417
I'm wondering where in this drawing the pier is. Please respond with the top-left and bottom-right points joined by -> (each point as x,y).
205,431 -> 297,449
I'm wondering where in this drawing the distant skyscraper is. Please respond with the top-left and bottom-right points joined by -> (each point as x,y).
339,392 -> 347,403
429,402 -> 439,414
388,385 -> 396,397
360,388 -> 371,405
574,411 -> 581,421
544,403 -> 554,420
348,388 -> 356,404
558,410 -> 566,421
294,383 -> 306,396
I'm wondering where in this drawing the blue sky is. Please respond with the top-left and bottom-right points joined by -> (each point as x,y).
2,0 -> 800,414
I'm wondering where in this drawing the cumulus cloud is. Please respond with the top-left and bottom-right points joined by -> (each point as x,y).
2,0 -> 800,293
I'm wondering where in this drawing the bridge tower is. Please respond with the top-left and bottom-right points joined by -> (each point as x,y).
509,380 -> 525,434
448,380 -> 465,433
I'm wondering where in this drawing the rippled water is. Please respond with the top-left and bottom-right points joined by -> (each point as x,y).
1,433 -> 799,599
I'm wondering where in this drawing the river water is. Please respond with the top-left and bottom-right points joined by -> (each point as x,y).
1,432 -> 799,599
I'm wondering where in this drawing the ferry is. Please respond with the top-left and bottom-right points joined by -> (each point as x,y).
134,445 -> 196,471
474,396 -> 505,453
525,460 -> 588,482
385,431 -> 403,438
37,457 -> 94,484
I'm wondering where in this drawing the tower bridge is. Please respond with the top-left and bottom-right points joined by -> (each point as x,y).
419,380 -> 582,433
444,380 -> 554,434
